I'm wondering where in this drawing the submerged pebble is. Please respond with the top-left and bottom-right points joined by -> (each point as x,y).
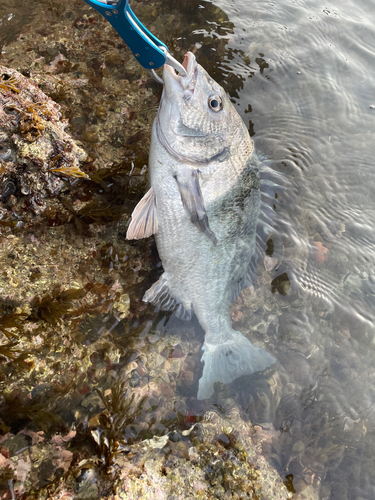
95,106 -> 107,118
0,144 -> 12,161
82,129 -> 99,143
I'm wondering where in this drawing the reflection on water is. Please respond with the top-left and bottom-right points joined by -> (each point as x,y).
202,0 -> 375,497
0,0 -> 375,497
159,0 -> 375,496
0,0 -> 37,46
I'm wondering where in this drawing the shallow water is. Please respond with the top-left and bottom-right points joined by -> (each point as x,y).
1,0 -> 375,498
162,0 -> 375,497
196,0 -> 375,497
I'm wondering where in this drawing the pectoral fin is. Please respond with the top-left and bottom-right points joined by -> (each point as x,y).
174,170 -> 217,245
126,187 -> 158,240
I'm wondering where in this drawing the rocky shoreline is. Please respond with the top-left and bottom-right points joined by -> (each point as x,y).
0,1 -> 292,498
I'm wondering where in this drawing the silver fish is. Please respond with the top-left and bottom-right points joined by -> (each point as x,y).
127,52 -> 276,399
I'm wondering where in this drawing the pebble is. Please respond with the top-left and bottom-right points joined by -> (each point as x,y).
292,440 -> 305,453
217,433 -> 230,447
169,344 -> 184,358
179,370 -> 194,382
188,446 -> 200,462
129,369 -> 140,388
171,440 -> 190,459
81,393 -> 103,409
264,255 -> 278,271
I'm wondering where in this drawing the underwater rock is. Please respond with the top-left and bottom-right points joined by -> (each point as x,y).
0,66 -> 88,223
112,410 -> 291,500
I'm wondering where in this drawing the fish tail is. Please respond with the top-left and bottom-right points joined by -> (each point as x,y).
197,330 -> 275,400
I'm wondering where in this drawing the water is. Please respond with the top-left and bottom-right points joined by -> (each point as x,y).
199,0 -> 375,497
164,0 -> 375,496
0,0 -> 375,498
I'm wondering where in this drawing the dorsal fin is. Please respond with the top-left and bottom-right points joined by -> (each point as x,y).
126,187 -> 158,240
174,170 -> 217,245
231,164 -> 284,301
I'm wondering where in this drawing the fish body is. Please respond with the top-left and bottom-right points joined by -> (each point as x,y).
127,53 -> 275,399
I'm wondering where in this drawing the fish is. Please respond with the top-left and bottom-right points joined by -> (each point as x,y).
127,52 -> 277,399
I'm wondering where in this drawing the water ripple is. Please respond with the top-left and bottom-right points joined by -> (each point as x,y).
210,0 -> 375,496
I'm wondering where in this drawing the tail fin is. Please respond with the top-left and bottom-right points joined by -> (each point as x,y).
197,330 -> 275,400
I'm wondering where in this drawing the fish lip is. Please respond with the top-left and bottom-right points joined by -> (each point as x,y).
164,52 -> 198,91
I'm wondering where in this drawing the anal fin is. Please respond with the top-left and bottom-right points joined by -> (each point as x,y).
126,187 -> 158,240
143,274 -> 193,321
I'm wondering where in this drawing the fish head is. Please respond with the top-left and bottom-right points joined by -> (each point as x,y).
156,52 -> 251,165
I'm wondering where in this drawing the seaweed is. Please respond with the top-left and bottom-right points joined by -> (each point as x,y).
91,378 -> 147,467
88,163 -> 131,184
19,108 -> 45,142
50,162 -> 89,179
76,199 -> 127,223
30,285 -> 87,325
0,389 -> 64,433
33,0 -> 68,16
87,156 -> 147,185
163,28 -> 181,54
45,138 -> 88,178
0,312 -> 27,341
18,101 -> 53,142
0,73 -> 20,93
0,464 -> 14,487
68,281 -> 121,324
46,81 -> 70,102
194,437 -> 260,497
271,272 -> 291,296
0,219 -> 17,228
27,101 -> 52,118
98,243 -> 128,273
0,341 -> 23,361
283,474 -> 296,494
0,310 -> 30,367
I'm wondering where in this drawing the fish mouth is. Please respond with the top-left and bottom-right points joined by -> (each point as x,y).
163,51 -> 198,92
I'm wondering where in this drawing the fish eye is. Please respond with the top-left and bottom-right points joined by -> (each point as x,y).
208,95 -> 223,112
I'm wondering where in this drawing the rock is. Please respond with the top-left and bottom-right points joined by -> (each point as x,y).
264,255 -> 278,271
0,66 -> 88,225
113,409 -> 291,499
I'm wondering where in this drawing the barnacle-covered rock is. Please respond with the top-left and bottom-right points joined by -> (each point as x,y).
110,410 -> 291,500
0,66 -> 88,220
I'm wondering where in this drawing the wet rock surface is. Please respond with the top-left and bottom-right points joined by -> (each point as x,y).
0,65 -> 88,226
